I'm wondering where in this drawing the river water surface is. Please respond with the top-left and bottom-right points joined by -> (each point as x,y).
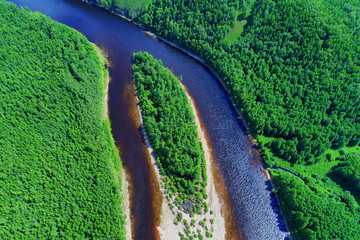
9,0 -> 288,239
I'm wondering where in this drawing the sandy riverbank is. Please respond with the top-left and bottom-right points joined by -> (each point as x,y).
135,83 -> 226,239
122,168 -> 132,240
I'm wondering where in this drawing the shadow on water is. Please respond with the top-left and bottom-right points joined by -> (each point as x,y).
265,180 -> 289,233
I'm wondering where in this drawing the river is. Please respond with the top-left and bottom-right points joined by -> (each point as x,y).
9,0 -> 289,239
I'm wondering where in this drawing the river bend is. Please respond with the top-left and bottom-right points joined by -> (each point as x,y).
10,0 -> 288,239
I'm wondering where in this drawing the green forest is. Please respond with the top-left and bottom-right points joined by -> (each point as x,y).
94,0 -> 360,238
136,0 -> 360,238
133,52 -> 208,215
137,0 -> 360,162
271,165 -> 360,239
0,1 -> 126,239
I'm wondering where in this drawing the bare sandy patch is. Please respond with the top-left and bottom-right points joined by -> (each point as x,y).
122,168 -> 132,240
92,44 -> 111,120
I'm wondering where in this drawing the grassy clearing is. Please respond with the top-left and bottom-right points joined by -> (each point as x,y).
225,17 -> 247,42
258,135 -> 360,197
259,135 -> 359,171
225,1 -> 255,41
89,0 -> 152,16
115,0 -> 152,14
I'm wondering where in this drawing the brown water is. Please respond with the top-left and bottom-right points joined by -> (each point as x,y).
9,1 -> 288,239
123,82 -> 162,239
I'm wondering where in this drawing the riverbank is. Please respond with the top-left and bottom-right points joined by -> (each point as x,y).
93,43 -> 132,240
81,2 -> 289,238
92,44 -> 110,120
81,0 -> 273,192
139,17 -> 294,240
139,30 -> 292,240
134,83 -> 227,240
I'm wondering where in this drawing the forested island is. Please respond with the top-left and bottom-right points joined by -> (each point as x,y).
133,52 -> 222,239
0,1 -> 126,239
83,0 -> 360,239
133,52 -> 206,200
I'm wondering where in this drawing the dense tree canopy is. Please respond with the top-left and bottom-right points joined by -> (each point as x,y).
137,0 -> 360,164
133,52 -> 208,213
0,1 -> 125,239
272,169 -> 360,239
133,53 -> 203,181
135,0 -> 360,238
331,153 -> 360,202
233,0 -> 360,163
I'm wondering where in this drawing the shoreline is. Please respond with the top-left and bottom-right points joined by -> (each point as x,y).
83,2 -> 290,237
81,0 -> 288,183
121,167 -> 132,240
183,85 -> 244,240
134,84 -> 226,239
81,0 -> 270,183
93,44 -> 132,240
183,86 -> 240,240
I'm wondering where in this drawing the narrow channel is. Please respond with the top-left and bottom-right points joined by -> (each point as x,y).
10,0 -> 288,239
